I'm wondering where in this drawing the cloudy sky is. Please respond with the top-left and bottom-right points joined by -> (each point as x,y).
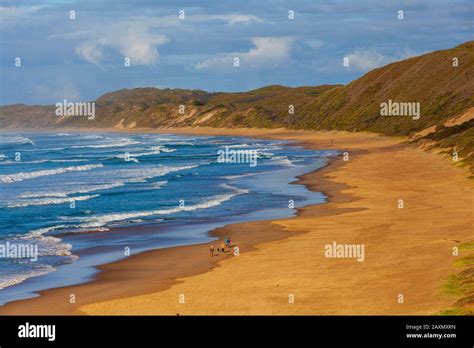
0,0 -> 472,105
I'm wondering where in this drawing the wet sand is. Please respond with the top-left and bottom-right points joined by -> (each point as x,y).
0,128 -> 471,315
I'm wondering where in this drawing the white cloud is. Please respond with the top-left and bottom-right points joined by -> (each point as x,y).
114,28 -> 167,65
196,37 -> 294,70
345,48 -> 423,71
60,19 -> 168,66
314,48 -> 422,73
0,5 -> 44,27
75,42 -> 104,65
199,14 -> 264,25
0,5 -> 43,17
142,13 -> 264,27
345,49 -> 389,71
47,12 -> 263,66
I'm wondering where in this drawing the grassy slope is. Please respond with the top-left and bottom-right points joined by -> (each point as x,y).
295,41 -> 473,135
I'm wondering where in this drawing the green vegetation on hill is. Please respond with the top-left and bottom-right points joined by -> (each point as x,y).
422,120 -> 474,172
438,241 -> 474,315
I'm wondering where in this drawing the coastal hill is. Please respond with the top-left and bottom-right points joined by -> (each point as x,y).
1,41 -> 473,168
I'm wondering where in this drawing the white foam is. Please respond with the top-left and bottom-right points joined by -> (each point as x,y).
81,134 -> 106,140
259,146 -> 283,151
12,225 -> 77,262
0,164 -> 103,183
19,182 -> 125,199
126,146 -> 176,158
153,136 -> 178,142
224,172 -> 264,180
16,165 -> 192,199
219,183 -> 250,194
113,154 -> 140,163
114,165 -> 197,183
258,152 -> 274,157
271,156 -> 297,167
150,180 -> 168,189
111,146 -> 175,162
0,223 -> 78,289
166,141 -> 194,146
71,138 -> 139,149
153,135 -> 202,142
156,146 -> 176,153
0,135 -> 35,146
19,227 -> 75,258
6,194 -> 100,208
137,147 -> 173,156
37,159 -> 89,163
226,144 -> 250,148
72,184 -> 249,229
0,159 -> 89,165
22,224 -> 67,237
0,265 -> 55,290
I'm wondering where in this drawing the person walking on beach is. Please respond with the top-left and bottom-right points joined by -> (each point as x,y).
210,245 -> 214,257
225,237 -> 231,249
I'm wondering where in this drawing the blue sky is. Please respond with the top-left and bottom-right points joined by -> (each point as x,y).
0,0 -> 472,105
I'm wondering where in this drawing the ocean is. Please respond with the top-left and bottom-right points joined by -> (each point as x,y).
0,132 -> 336,305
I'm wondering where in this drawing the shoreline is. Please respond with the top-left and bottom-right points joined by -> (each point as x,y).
0,128 -> 345,314
0,128 -> 472,315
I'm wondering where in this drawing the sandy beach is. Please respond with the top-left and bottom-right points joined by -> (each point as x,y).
0,128 -> 472,315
